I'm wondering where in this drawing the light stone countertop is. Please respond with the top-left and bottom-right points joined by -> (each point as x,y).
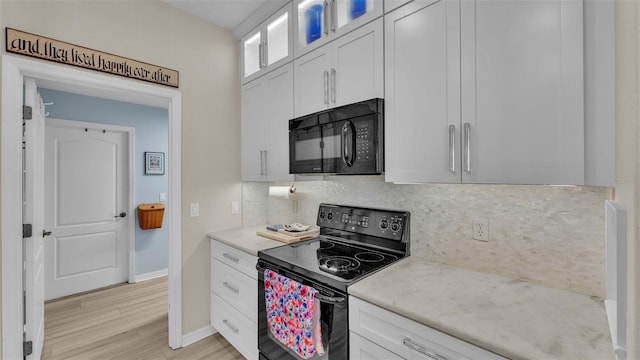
206,225 -> 284,256
348,256 -> 613,360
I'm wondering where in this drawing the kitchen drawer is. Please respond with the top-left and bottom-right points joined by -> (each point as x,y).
211,240 -> 258,279
350,331 -> 404,360
349,296 -> 505,360
211,293 -> 258,360
211,259 -> 258,322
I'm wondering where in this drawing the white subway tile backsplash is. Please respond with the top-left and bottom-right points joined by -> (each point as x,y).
243,177 -> 609,297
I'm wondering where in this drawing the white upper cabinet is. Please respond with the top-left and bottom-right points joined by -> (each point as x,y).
241,63 -> 295,182
294,17 -> 383,117
385,0 -> 586,185
293,0 -> 383,58
241,4 -> 293,84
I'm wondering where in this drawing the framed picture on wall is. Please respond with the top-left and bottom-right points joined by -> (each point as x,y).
144,152 -> 164,175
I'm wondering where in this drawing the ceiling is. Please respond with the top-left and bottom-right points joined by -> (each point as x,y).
161,0 -> 270,32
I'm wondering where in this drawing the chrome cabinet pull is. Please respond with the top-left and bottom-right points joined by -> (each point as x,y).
264,150 -> 268,176
403,338 -> 448,360
222,253 -> 240,263
222,281 -> 239,294
258,42 -> 264,69
324,71 -> 329,104
331,68 -> 336,103
223,319 -> 239,334
331,0 -> 336,32
259,150 -> 264,176
449,124 -> 456,173
463,122 -> 471,173
323,1 -> 329,35
262,41 -> 268,68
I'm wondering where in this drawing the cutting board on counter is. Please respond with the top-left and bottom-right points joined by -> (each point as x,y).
256,228 -> 320,244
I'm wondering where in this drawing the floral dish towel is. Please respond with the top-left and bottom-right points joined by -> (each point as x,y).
264,269 -> 321,359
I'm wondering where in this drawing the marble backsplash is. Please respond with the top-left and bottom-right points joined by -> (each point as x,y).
242,176 -> 610,298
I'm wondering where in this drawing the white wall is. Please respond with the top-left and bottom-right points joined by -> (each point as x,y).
0,0 -> 242,340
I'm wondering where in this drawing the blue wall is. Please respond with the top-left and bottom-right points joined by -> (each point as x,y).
39,88 -> 169,276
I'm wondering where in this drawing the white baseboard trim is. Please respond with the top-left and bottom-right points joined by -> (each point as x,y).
182,325 -> 218,348
134,269 -> 168,283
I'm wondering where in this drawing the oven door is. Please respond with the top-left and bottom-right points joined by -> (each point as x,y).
257,260 -> 348,360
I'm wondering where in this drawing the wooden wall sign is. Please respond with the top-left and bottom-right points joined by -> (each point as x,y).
6,28 -> 179,88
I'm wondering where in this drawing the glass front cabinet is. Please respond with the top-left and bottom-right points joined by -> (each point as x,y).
294,0 -> 383,57
242,3 -> 293,84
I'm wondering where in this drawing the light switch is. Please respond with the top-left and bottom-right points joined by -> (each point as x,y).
159,193 -> 167,202
189,203 -> 199,218
231,201 -> 240,215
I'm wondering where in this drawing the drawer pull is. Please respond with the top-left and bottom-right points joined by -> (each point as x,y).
222,253 -> 240,263
403,338 -> 448,360
223,281 -> 239,294
223,319 -> 239,334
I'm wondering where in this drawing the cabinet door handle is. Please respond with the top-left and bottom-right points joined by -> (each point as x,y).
403,338 -> 448,360
463,122 -> 471,173
323,1 -> 329,35
264,150 -> 268,176
259,150 -> 264,176
449,124 -> 456,173
258,42 -> 264,69
222,281 -> 239,294
331,0 -> 336,32
324,71 -> 329,104
223,319 -> 239,334
262,41 -> 268,68
331,68 -> 336,103
222,252 -> 240,263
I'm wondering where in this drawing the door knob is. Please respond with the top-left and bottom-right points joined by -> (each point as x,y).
42,230 -> 52,237
115,212 -> 127,218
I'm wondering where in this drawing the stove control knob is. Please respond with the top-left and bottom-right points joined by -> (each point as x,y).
319,211 -> 326,220
379,219 -> 389,230
327,212 -> 334,221
391,221 -> 401,232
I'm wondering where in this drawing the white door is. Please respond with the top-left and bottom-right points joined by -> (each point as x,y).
460,0 -> 584,184
294,44 -> 332,117
44,119 -> 130,300
265,63 -> 295,181
24,78 -> 45,360
384,0 -> 461,183
331,18 -> 384,108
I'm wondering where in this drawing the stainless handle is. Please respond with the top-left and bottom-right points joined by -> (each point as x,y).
315,293 -> 346,305
258,42 -> 264,69
264,150 -> 268,176
259,150 -> 264,176
331,68 -> 336,103
262,41 -> 268,68
341,121 -> 355,167
222,253 -> 240,263
223,319 -> 239,334
448,125 -> 456,173
324,71 -> 329,105
222,281 -> 239,294
403,338 -> 448,360
331,0 -> 336,32
463,122 -> 471,173
114,212 -> 127,218
323,1 -> 329,35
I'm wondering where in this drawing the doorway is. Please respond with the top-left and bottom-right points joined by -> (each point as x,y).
1,54 -> 184,359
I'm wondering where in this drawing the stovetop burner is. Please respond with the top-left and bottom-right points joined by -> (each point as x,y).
318,256 -> 361,273
355,251 -> 385,262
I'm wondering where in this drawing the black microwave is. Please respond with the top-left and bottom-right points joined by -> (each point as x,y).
289,98 -> 383,175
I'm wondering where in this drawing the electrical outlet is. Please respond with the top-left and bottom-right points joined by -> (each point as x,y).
189,203 -> 199,218
231,201 -> 240,215
473,218 -> 489,241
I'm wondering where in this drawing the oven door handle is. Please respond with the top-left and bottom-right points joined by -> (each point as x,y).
316,292 -> 346,305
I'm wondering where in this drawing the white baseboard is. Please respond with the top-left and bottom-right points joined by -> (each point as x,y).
134,269 -> 168,283
182,325 -> 217,347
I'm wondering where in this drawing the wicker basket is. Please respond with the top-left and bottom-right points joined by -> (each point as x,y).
138,203 -> 165,230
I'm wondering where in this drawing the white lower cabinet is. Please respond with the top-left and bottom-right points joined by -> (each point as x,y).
349,296 -> 506,360
211,240 -> 258,360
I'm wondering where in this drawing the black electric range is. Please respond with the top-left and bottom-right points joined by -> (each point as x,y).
257,204 -> 410,360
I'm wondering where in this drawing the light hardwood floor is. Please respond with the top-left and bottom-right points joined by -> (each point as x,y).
42,277 -> 244,360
